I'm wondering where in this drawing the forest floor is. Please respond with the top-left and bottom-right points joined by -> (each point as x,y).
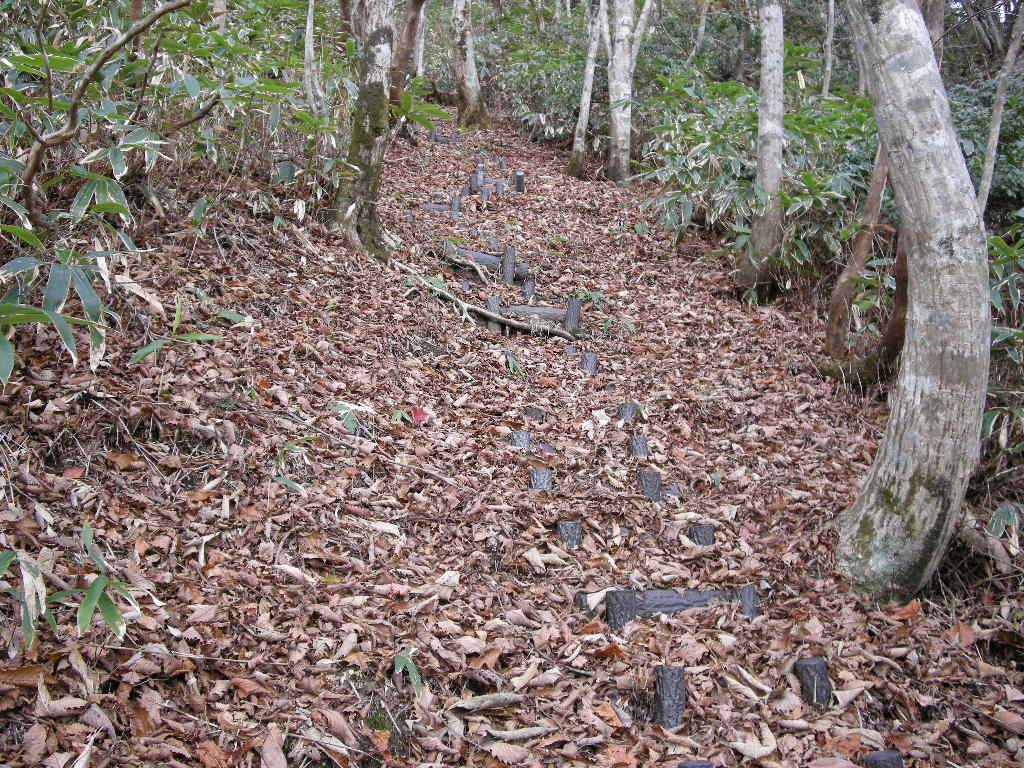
1,118 -> 1022,768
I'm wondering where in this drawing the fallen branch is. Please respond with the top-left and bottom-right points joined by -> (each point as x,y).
391,258 -> 574,341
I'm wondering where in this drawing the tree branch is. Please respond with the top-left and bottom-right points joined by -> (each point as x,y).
19,0 -> 194,229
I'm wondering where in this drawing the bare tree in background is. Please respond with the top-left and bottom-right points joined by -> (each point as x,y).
568,0 -> 605,177
452,0 -> 490,127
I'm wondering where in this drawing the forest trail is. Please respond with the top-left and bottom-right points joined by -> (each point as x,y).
3,119 -> 1018,767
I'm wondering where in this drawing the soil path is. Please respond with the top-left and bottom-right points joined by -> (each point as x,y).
1,120 -> 1014,767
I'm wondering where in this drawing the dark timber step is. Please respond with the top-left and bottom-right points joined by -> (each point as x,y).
863,752 -> 904,768
510,430 -> 531,449
618,402 -> 639,423
652,666 -> 687,729
794,657 -> 832,710
523,406 -> 545,422
637,470 -> 661,501
687,524 -> 715,546
529,468 -> 553,490
557,521 -> 582,549
628,434 -> 649,458
599,587 -> 759,631
580,352 -> 598,374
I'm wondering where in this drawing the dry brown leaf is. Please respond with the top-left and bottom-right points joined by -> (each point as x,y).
232,677 -> 273,699
993,708 -> 1024,735
23,722 -> 48,763
197,739 -> 230,768
449,692 -> 525,712
260,723 -> 287,768
484,741 -> 531,765
727,721 -> 777,759
0,664 -> 49,687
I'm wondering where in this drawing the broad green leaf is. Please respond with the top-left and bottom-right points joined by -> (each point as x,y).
82,524 -> 108,573
0,225 -> 43,249
21,600 -> 36,648
183,73 -> 201,99
77,576 -> 108,636
394,648 -> 423,695
0,550 -> 15,577
71,180 -> 97,223
2,257 -> 44,276
173,332 -> 222,342
90,201 -> 132,216
109,147 -> 127,179
97,592 -> 127,639
70,268 -> 103,322
216,310 -> 246,323
0,303 -> 51,325
130,339 -> 170,364
43,265 -> 72,313
274,476 -> 304,493
45,310 -> 78,364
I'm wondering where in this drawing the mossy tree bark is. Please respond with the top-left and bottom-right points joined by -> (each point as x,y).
452,0 -> 490,128
332,0 -> 396,256
567,0 -> 604,178
838,0 -> 991,603
737,0 -> 783,294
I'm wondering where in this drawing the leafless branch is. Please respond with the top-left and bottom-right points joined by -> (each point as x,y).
20,0 -> 194,230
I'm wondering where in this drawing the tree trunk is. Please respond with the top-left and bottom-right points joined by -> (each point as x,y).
452,0 -> 490,127
304,0 -> 327,116
733,3 -> 750,82
213,0 -> 227,32
340,0 -> 354,38
738,0 -> 784,294
838,0 -> 991,603
821,0 -> 835,97
976,7 -> 1024,217
413,1 -> 427,76
684,0 -> 708,68
390,0 -> 429,105
332,0 -> 397,255
568,0 -> 604,178
604,0 -> 653,182
825,143 -> 889,358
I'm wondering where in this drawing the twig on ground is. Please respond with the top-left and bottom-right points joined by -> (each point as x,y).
391,258 -> 575,341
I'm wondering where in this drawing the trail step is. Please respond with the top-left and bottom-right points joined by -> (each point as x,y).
618,402 -> 638,423
557,521 -> 582,549
580,352 -> 599,374
563,297 -> 582,333
524,406 -> 545,421
521,275 -> 536,300
628,434 -> 649,458
510,430 -> 531,449
598,587 -> 759,631
687,524 -> 715,546
735,584 -> 761,617
636,470 -> 661,501
529,468 -> 553,490
794,657 -> 832,710
651,666 -> 687,729
863,752 -> 904,768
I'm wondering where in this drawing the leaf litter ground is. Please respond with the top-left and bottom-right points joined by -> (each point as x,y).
0,120 -> 1022,767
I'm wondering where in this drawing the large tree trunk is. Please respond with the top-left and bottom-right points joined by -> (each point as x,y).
684,0 -> 708,68
606,0 -> 635,182
340,0 -> 354,38
737,0 -> 784,294
821,0 -> 835,97
452,0 -> 490,127
825,143 -> 889,358
390,0 -> 429,105
332,0 -> 396,255
976,7 -> 1024,217
838,0 -> 991,603
568,0 -> 604,178
304,0 -> 327,116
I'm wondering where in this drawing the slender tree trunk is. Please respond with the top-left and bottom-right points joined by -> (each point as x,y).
738,0 -> 784,293
838,0 -> 991,603
977,7 -> 1024,216
568,0 -> 604,178
821,0 -> 835,97
629,0 -> 656,74
304,0 -> 327,115
452,0 -> 490,127
684,0 -> 708,68
332,0 -> 397,255
340,0 -> 354,37
352,0 -> 369,40
825,143 -> 890,357
390,0 -> 429,105
413,1 -> 427,76
606,0 -> 635,181
733,3 -> 750,82
213,0 -> 227,32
